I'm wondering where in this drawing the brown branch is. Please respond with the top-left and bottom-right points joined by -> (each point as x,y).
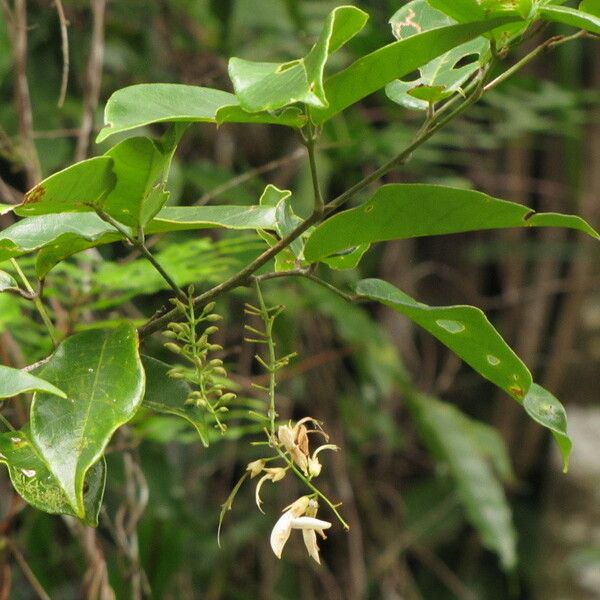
54,0 -> 70,107
11,0 -> 41,187
75,0 -> 106,161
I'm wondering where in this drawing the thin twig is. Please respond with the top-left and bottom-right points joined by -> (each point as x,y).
54,0 -> 69,107
75,0 -> 106,161
195,146 -> 306,206
10,258 -> 57,346
96,209 -> 186,301
6,538 -> 52,600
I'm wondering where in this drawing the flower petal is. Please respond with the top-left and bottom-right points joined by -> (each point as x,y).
270,511 -> 294,559
290,516 -> 332,530
302,529 -> 321,564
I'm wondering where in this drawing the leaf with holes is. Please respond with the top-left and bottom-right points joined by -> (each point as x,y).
0,365 -> 66,400
386,1 -> 489,110
356,278 -> 532,398
0,429 -> 106,525
523,383 -> 571,471
304,184 -> 599,263
310,15 -> 517,123
229,6 -> 368,112
14,157 -> 116,217
30,324 -> 145,517
141,356 -> 210,447
408,393 -> 517,571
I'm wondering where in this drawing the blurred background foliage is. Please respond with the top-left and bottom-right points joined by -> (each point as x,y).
0,1 -> 599,599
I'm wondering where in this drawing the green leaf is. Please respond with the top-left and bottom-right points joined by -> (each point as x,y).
101,133 -> 181,229
0,429 -> 106,525
0,205 -> 277,277
0,269 -> 17,291
428,0 -> 533,21
579,0 -> 600,17
538,4 -> 600,34
355,278 -> 532,399
141,356 -> 209,447
14,157 -> 115,217
229,6 -> 368,113
310,16 -> 517,124
386,1 -> 489,110
523,383 -> 572,471
304,184 -> 599,263
30,324 -> 145,517
96,84 -> 305,143
0,203 -> 14,215
320,244 -> 370,270
146,205 -> 278,233
407,393 -> 517,571
258,184 -> 303,258
0,365 -> 66,400
468,419 -> 516,483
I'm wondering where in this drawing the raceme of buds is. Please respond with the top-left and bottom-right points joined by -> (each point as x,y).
270,497 -> 331,562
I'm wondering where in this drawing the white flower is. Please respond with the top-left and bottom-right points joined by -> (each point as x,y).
255,467 -> 286,512
270,497 -> 332,562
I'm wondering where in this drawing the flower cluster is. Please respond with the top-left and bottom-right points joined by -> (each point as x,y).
245,417 -> 339,562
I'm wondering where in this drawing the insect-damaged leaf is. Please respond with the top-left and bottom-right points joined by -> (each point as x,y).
0,429 -> 106,526
386,0 -> 489,110
30,324 -> 145,517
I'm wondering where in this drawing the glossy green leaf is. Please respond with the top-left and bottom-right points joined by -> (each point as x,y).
14,157 -> 115,217
408,393 -> 517,571
304,184 -> 599,262
0,269 -> 17,291
355,278 -> 532,399
141,356 -> 209,447
30,324 -> 145,517
0,365 -> 66,400
538,4 -> 600,34
523,383 -> 572,471
101,133 -> 180,229
96,84 -> 305,143
386,1 -> 489,110
229,6 -> 368,113
310,16 -> 517,124
0,429 -> 106,525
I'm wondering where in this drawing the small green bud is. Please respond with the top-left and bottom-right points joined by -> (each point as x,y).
164,342 -> 182,354
217,407 -> 229,413
209,359 -> 223,367
204,326 -> 219,335
220,393 -> 236,403
203,302 -> 216,314
212,366 -> 227,376
206,313 -> 222,322
162,330 -> 178,339
208,344 -> 223,352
